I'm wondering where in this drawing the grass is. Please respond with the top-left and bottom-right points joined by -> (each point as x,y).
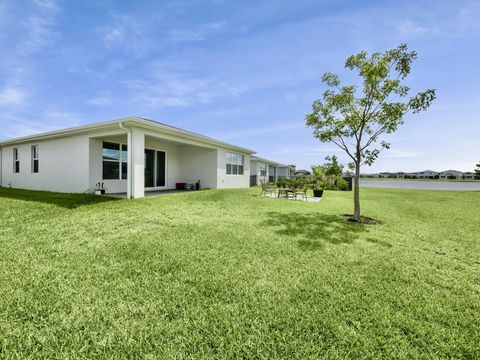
0,186 -> 479,359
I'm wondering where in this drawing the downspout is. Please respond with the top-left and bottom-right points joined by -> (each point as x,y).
119,122 -> 132,199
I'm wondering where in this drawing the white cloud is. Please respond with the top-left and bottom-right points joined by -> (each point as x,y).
33,0 -> 59,12
96,14 -> 151,55
87,96 -> 113,106
0,87 -> 28,106
384,148 -> 424,159
215,122 -> 305,140
274,145 -> 343,156
17,0 -> 59,55
0,109 -> 83,139
122,61 -> 247,108
396,20 -> 439,37
168,21 -> 226,42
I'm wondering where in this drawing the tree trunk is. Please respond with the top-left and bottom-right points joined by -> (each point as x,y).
353,160 -> 361,221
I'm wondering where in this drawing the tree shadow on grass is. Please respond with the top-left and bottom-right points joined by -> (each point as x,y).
263,212 -> 369,250
0,188 -> 121,209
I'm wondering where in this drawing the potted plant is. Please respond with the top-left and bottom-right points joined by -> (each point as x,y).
312,180 -> 324,198
94,182 -> 106,195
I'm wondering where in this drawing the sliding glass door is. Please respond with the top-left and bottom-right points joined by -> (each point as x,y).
145,149 -> 166,188
156,151 -> 166,187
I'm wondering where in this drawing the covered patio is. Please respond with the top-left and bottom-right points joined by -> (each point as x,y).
88,126 -> 218,198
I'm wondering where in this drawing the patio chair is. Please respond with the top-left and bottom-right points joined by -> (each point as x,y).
294,187 -> 308,201
260,181 -> 276,197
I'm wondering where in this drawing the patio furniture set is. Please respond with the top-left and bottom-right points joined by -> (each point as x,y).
260,181 -> 308,200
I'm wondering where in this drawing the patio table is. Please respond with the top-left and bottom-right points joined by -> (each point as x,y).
277,188 -> 294,198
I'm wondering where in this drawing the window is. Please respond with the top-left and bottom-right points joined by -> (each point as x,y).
13,148 -> 19,173
32,145 -> 39,173
102,142 -> 128,180
260,163 -> 267,177
226,152 -> 244,175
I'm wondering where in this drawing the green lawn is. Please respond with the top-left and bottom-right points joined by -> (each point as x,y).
0,187 -> 479,359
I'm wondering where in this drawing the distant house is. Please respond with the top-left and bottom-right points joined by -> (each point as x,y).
379,172 -> 396,178
407,172 -> 421,178
439,170 -> 463,179
277,164 -> 295,180
463,172 -> 477,180
416,170 -> 439,179
360,173 -> 380,178
250,156 -> 294,185
295,169 -> 311,177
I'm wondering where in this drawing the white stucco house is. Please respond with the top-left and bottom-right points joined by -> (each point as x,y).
0,117 -> 255,198
462,172 -> 477,180
416,170 -> 439,179
439,170 -> 463,179
249,156 -> 295,185
277,164 -> 295,179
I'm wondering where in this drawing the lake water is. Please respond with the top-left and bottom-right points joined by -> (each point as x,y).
359,180 -> 480,191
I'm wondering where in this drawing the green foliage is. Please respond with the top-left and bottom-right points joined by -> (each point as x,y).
306,43 -> 436,166
276,177 -> 308,189
0,187 -> 479,358
312,155 -> 344,178
306,44 -> 436,219
310,155 -> 348,190
476,162 -> 480,177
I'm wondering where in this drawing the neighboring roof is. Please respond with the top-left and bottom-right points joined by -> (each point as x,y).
250,155 -> 293,168
440,170 -> 463,174
295,169 -> 311,174
0,116 -> 255,154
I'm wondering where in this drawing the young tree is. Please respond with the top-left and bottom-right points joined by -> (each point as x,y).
323,155 -> 344,176
475,162 -> 480,178
311,155 -> 343,177
306,44 -> 436,221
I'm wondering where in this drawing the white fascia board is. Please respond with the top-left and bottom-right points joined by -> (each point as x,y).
0,116 -> 256,155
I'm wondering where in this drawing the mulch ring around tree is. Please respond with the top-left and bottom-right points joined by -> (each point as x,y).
344,214 -> 381,225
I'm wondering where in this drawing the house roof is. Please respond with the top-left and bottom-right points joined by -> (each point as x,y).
250,155 -> 293,168
440,170 -> 463,174
0,116 -> 256,154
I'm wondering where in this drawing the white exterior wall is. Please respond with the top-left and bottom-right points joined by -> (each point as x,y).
179,146 -> 218,189
145,137 -> 182,190
417,171 -> 438,178
217,148 -> 250,188
277,167 -> 294,178
1,124 -> 253,195
1,135 -> 90,193
89,136 -> 128,194
439,171 -> 463,179
89,134 -> 186,193
250,160 -> 274,185
250,160 -> 259,177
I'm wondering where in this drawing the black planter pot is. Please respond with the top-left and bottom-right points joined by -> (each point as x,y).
313,189 -> 324,198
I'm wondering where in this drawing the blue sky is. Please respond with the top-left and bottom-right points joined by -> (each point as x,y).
0,0 -> 479,172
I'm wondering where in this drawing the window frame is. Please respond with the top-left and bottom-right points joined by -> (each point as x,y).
32,145 -> 39,173
102,141 -> 128,180
13,148 -> 20,173
259,163 -> 267,177
226,152 -> 244,175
